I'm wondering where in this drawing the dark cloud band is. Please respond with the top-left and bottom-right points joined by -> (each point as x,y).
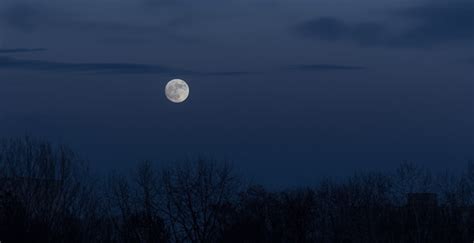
0,56 -> 190,74
0,56 -> 259,76
295,1 -> 474,48
0,48 -> 47,54
288,64 -> 365,71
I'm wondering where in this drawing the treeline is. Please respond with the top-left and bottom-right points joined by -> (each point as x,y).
0,137 -> 473,243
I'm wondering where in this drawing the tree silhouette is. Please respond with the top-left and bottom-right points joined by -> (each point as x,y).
160,158 -> 239,243
106,161 -> 168,242
1,136 -> 474,243
0,136 -> 102,242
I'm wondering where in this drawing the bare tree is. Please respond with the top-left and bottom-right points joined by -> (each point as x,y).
221,185 -> 279,243
160,158 -> 239,243
2,137 -> 474,242
0,136 -> 102,242
106,161 -> 168,243
392,161 -> 433,204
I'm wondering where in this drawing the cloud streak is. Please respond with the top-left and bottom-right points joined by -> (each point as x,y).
295,1 -> 474,48
0,56 -> 364,76
0,56 -> 262,76
0,56 -> 192,75
0,3 -> 157,33
295,17 -> 387,47
287,64 -> 365,71
0,48 -> 47,54
202,71 -> 260,76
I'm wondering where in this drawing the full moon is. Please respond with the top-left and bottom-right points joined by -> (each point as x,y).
165,79 -> 189,103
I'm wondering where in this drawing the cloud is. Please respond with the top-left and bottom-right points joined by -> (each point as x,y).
0,48 -> 47,54
0,56 -> 360,76
296,17 -> 349,41
142,0 -> 182,7
295,17 -> 387,47
202,71 -> 260,76
0,56 -> 258,76
0,2 -> 199,44
0,3 -> 43,31
288,64 -> 365,71
0,56 -> 191,74
3,4 -> 144,31
295,1 -> 474,48
0,3 -> 162,33
391,1 -> 474,47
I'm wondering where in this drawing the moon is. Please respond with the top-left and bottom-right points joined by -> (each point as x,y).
165,79 -> 189,103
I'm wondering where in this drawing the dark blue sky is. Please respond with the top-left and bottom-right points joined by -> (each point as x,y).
0,0 -> 472,187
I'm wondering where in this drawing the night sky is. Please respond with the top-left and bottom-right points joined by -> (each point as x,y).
0,0 -> 472,187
